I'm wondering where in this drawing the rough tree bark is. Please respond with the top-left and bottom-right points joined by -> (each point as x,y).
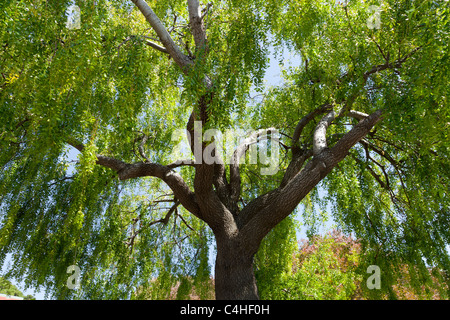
215,235 -> 259,300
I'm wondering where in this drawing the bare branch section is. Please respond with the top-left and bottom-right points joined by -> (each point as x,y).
347,110 -> 368,120
312,109 -> 371,156
312,110 -> 338,156
131,0 -> 193,71
66,139 -> 201,219
143,38 -> 169,54
229,128 -> 277,211
291,103 -> 332,156
187,0 -> 207,50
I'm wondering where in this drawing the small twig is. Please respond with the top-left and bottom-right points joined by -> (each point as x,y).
48,176 -> 74,187
117,36 -> 133,56
176,211 -> 195,232
153,199 -> 177,203
201,3 -> 213,20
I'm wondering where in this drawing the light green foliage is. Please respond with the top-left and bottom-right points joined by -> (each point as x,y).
282,233 -> 361,300
252,0 -> 449,299
0,0 -> 213,299
255,230 -> 362,300
0,276 -> 35,299
258,230 -> 449,300
0,0 -> 449,299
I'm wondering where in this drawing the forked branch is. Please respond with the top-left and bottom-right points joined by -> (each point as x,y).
239,109 -> 383,254
229,128 -> 277,210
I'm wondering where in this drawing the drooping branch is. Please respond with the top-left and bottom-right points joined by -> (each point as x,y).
150,199 -> 181,227
350,144 -> 412,215
359,138 -> 412,208
66,139 -> 201,219
350,152 -> 387,189
363,142 -> 391,190
126,199 -> 181,250
359,138 -> 402,171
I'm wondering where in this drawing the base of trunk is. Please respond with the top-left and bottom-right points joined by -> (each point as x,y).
214,239 -> 259,300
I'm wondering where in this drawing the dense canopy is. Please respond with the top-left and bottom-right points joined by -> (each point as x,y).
0,0 -> 449,299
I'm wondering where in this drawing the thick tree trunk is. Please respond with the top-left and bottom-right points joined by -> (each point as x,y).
214,237 -> 259,300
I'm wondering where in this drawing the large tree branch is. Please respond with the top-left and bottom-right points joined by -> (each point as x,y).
282,109 -> 368,189
312,108 -> 372,156
346,110 -> 369,120
213,161 -> 233,212
238,109 -> 383,254
131,0 -> 193,71
280,149 -> 313,188
186,108 -> 236,233
193,162 -> 238,237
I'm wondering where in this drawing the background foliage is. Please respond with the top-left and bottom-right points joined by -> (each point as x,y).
0,276 -> 35,299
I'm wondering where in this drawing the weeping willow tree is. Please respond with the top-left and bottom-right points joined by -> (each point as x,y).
0,0 -> 449,300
